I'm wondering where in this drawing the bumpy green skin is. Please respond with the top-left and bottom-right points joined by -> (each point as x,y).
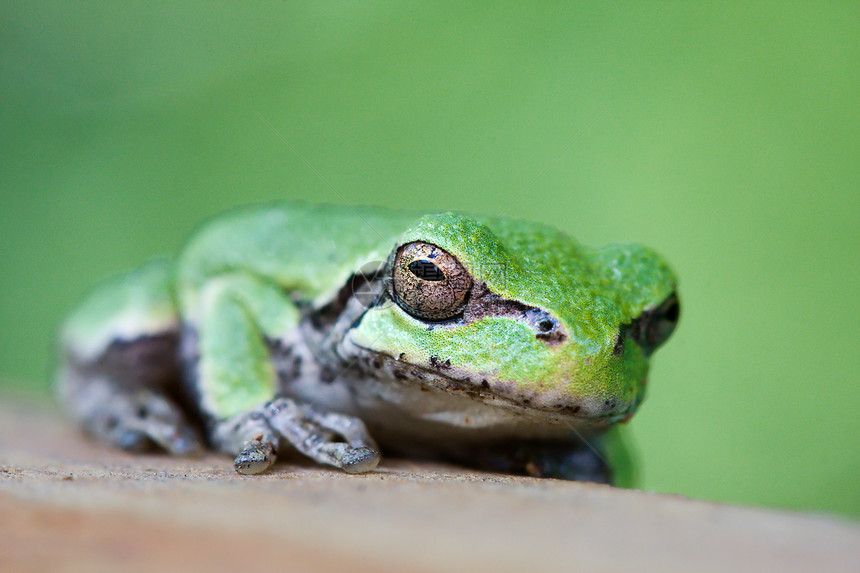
60,201 -> 677,483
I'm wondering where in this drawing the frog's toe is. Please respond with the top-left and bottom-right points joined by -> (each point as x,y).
233,439 -> 276,475
339,446 -> 381,474
311,442 -> 381,474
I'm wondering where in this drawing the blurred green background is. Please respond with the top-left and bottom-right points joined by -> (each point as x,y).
2,2 -> 857,517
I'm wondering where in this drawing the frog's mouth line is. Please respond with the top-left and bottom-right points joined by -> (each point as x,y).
349,344 -> 633,425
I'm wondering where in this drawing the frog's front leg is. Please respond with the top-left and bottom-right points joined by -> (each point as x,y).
186,274 -> 380,475
212,399 -> 380,475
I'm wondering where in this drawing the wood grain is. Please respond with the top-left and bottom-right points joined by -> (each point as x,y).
0,396 -> 857,573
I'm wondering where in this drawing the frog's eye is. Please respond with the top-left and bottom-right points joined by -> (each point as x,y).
629,292 -> 680,355
392,242 -> 473,321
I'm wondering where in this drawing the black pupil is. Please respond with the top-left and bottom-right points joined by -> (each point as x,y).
408,260 -> 445,281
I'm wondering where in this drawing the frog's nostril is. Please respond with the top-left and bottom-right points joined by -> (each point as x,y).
533,315 -> 565,346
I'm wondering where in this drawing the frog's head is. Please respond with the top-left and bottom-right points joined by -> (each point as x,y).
347,212 -> 678,428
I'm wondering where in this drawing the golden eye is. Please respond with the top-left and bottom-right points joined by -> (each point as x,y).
392,242 -> 472,321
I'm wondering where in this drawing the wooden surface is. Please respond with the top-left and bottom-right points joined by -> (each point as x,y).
1,397 -> 857,573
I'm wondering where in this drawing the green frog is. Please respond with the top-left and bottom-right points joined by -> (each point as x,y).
56,202 -> 679,484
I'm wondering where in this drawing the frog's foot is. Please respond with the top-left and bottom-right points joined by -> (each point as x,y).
472,439 -> 611,484
213,398 -> 380,475
74,381 -> 202,456
233,437 -> 278,475
265,400 -> 381,474
210,410 -> 279,475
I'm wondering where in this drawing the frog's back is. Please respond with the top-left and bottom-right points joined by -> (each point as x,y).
176,201 -> 422,307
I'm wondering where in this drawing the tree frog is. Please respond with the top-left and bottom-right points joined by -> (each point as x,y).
56,202 -> 678,484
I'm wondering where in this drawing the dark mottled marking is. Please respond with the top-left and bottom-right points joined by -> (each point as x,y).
69,333 -> 181,392
319,366 -> 337,384
480,380 -> 490,389
308,268 -> 385,329
429,355 -> 453,370
264,336 -> 307,388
